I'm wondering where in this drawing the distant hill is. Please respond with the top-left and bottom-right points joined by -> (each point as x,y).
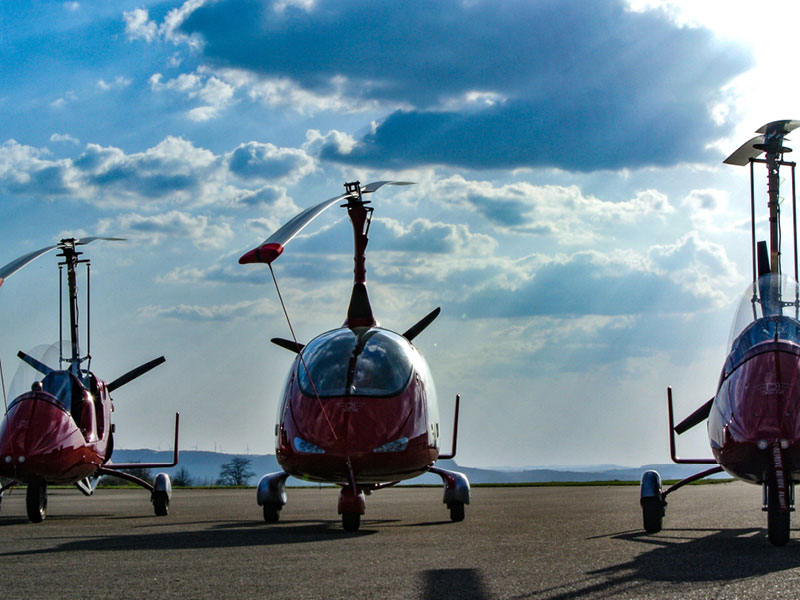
110,450 -> 727,486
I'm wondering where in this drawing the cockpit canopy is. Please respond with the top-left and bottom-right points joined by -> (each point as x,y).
297,327 -> 416,398
727,274 -> 800,365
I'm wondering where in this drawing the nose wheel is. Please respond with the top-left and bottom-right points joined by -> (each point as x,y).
26,482 -> 47,523
767,478 -> 792,546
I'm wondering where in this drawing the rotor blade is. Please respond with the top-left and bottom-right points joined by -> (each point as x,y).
75,236 -> 126,245
361,181 -> 414,194
0,245 -> 59,288
239,181 -> 415,266
271,337 -> 304,353
755,119 -> 800,137
402,307 -> 441,342
239,193 -> 349,265
106,356 -> 166,393
723,135 -> 765,166
16,351 -> 54,377
674,398 -> 714,435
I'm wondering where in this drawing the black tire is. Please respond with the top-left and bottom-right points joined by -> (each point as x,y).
449,502 -> 465,522
263,503 -> 281,523
342,512 -> 360,532
642,497 -> 664,533
768,479 -> 791,546
153,490 -> 169,516
26,482 -> 47,523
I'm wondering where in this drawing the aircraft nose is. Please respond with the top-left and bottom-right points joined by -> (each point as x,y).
0,394 -> 81,478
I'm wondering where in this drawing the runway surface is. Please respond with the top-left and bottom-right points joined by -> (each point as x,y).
0,482 -> 798,599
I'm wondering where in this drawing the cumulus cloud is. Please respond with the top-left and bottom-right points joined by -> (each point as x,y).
227,141 -> 315,182
139,298 -> 271,321
50,133 -> 80,145
96,76 -> 131,91
149,71 -> 235,121
158,0 -> 751,171
0,137 -> 315,207
426,175 -> 674,242
458,237 -> 739,319
97,210 -> 234,249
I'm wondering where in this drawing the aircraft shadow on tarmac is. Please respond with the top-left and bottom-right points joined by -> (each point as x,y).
524,527 -> 800,600
0,519 -> 389,556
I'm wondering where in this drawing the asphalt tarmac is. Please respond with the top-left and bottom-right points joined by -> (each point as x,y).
0,482 -> 797,599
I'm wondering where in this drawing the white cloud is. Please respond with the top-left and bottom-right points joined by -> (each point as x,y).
97,76 -> 132,91
49,133 -> 80,144
139,298 -> 272,321
426,175 -> 675,243
123,8 -> 158,43
0,137 -> 315,208
97,211 -> 234,249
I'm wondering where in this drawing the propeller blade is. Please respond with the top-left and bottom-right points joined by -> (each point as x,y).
239,181 -> 415,265
17,351 -> 54,377
674,398 -> 714,435
271,337 -> 304,353
402,307 -> 441,342
0,245 -> 59,288
106,356 -> 166,393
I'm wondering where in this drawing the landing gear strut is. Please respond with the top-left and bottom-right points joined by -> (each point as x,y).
26,482 -> 47,523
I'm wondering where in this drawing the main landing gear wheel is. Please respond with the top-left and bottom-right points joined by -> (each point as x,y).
342,512 -> 361,532
641,497 -> 664,533
263,502 -> 281,523
26,482 -> 47,523
449,501 -> 465,522
153,490 -> 169,516
767,479 -> 791,547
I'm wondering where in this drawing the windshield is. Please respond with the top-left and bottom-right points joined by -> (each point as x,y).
727,274 -> 800,362
7,341 -> 68,401
297,327 -> 415,398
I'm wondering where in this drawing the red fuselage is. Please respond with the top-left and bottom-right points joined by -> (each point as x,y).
0,372 -> 112,484
275,326 -> 440,484
709,341 -> 800,483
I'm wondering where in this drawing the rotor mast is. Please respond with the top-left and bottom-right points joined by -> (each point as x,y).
758,131 -> 791,275
57,239 -> 86,375
342,181 -> 377,328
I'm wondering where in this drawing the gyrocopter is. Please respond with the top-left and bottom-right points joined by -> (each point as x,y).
239,180 -> 470,531
0,238 -> 179,522
641,120 -> 800,545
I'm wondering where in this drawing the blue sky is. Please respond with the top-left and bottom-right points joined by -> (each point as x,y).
1,0 -> 797,467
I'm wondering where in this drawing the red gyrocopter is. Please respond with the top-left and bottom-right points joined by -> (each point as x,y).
641,120 -> 800,545
0,238 -> 179,522
239,180 -> 470,531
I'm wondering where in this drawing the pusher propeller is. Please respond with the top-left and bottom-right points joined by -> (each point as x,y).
673,398 -> 714,435
402,307 -> 441,342
106,356 -> 166,393
239,181 -> 413,265
16,351 -> 55,377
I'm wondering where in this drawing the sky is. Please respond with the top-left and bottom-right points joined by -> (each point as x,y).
1,0 -> 798,468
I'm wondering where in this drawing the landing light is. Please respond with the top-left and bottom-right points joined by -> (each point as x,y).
374,437 -> 408,453
294,437 -> 325,454
17,456 -> 25,463
781,439 -> 790,449
758,440 -> 769,450
3,456 -> 10,463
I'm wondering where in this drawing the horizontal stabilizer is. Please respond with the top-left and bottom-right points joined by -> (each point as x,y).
674,398 -> 714,434
402,307 -> 441,342
271,337 -> 304,353
17,351 -> 54,377
107,356 -> 166,393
